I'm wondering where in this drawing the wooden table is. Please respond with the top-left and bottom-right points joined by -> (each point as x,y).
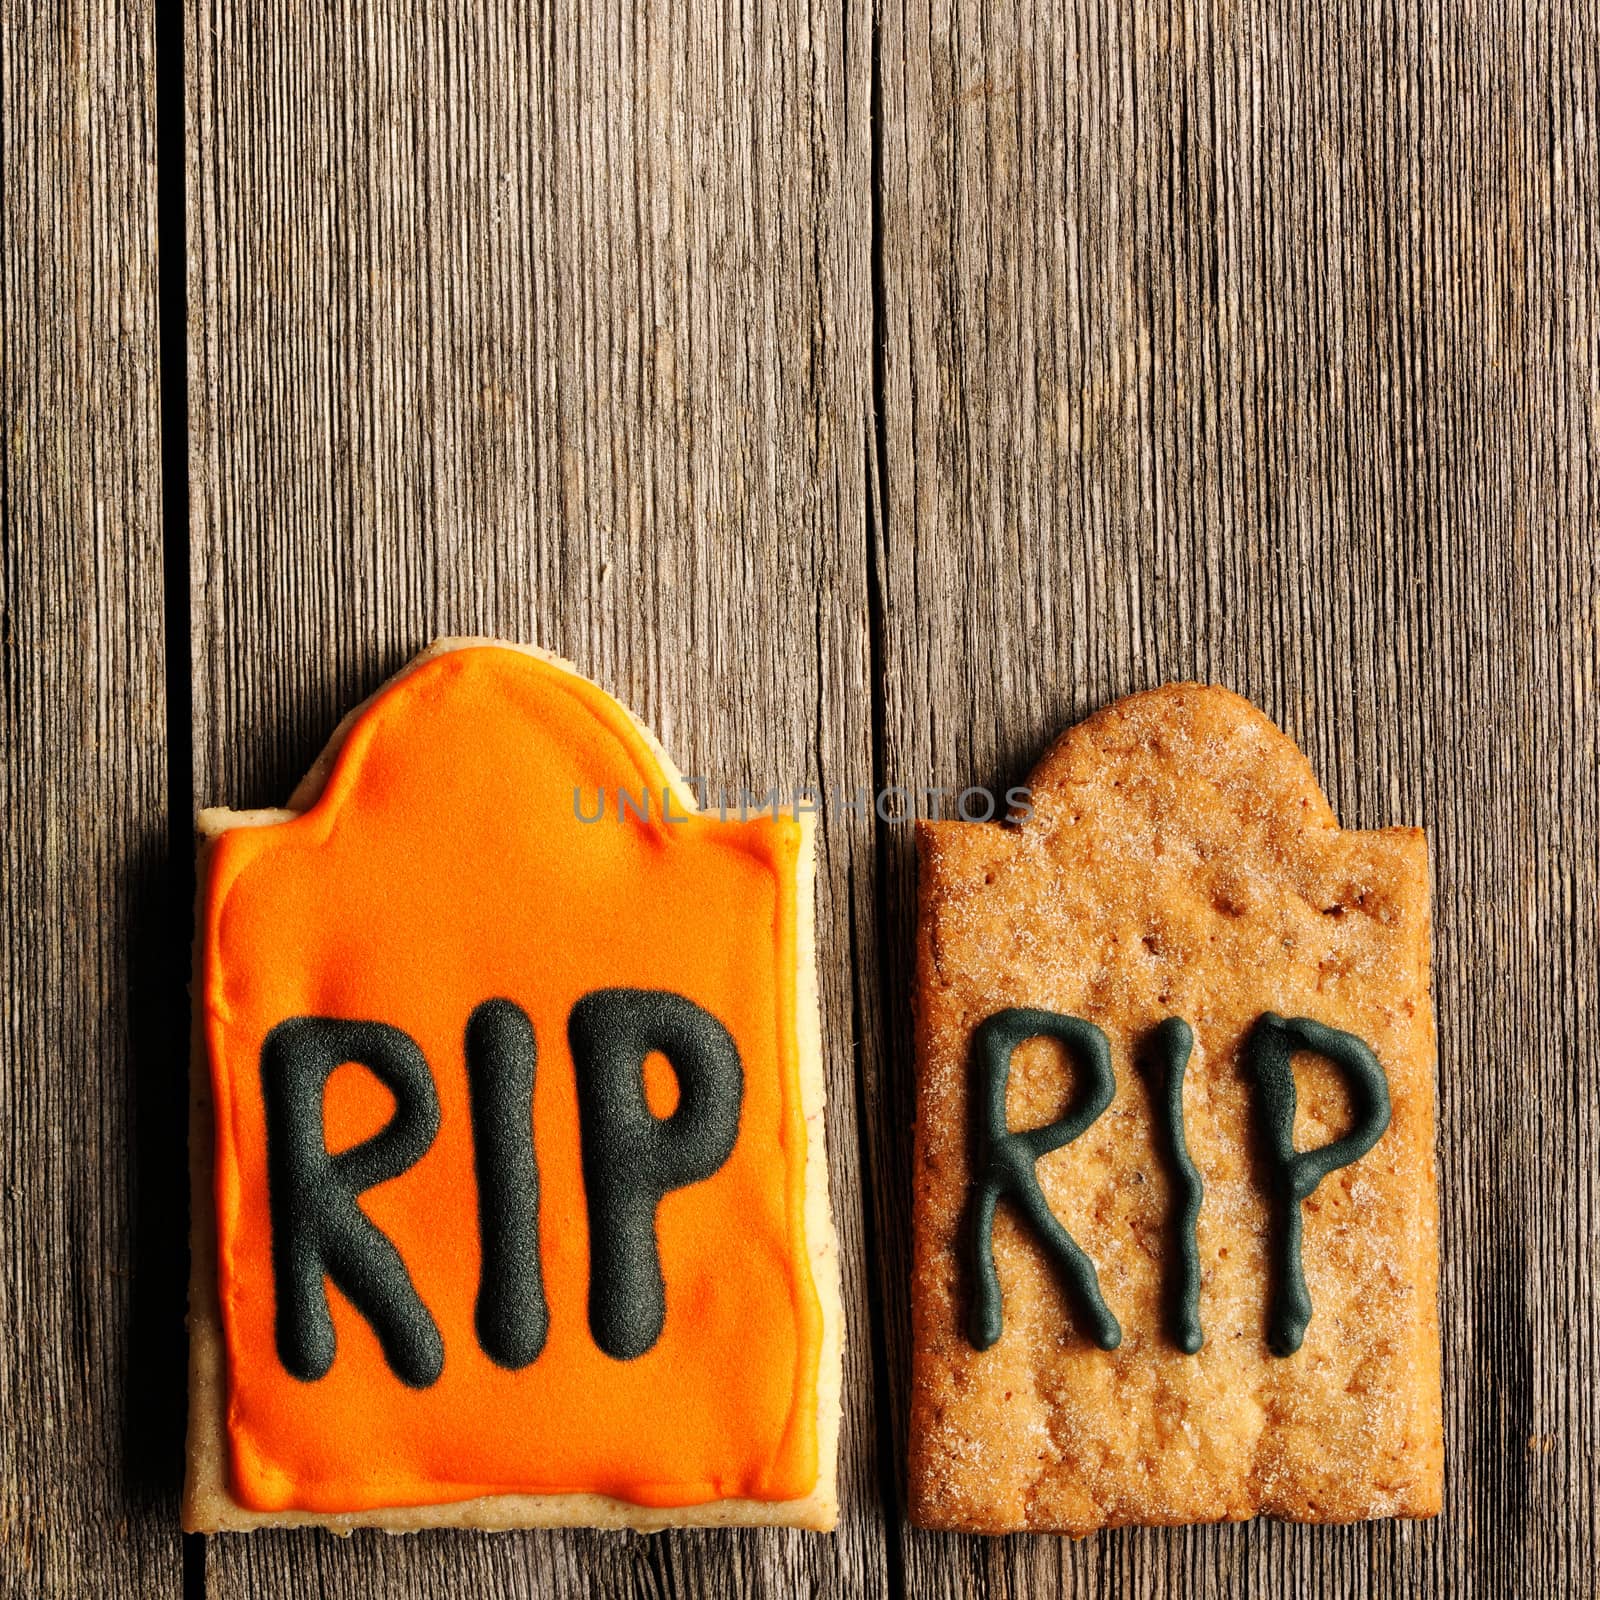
4,0 -> 1595,1594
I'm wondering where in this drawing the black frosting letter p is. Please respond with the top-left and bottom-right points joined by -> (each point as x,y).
568,989 -> 744,1360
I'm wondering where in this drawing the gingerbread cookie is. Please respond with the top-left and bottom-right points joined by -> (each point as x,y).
909,685 -> 1441,1534
184,640 -> 841,1532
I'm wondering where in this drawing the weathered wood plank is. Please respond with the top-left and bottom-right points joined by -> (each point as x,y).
0,1 -> 185,1596
185,0 -> 883,1594
872,0 -> 1598,1594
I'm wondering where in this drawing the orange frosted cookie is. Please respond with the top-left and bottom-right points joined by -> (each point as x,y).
184,640 -> 840,1533
909,685 -> 1441,1534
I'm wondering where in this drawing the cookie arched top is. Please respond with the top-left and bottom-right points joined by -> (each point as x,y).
916,683 -> 1424,947
195,640 -> 702,844
200,639 -> 803,1010
1022,683 -> 1340,844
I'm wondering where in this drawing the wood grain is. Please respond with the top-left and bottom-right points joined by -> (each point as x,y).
873,0 -> 1598,1595
3,0 -> 1589,1591
0,1 -> 185,1596
184,0 -> 882,1595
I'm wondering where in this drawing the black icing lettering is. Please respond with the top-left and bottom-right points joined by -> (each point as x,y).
1244,1012 -> 1392,1356
465,999 -> 549,1369
568,989 -> 744,1360
261,1018 -> 445,1387
967,1008 -> 1121,1352
1140,1017 -> 1204,1354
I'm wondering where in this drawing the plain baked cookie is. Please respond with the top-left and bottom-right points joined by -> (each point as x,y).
909,684 -> 1442,1535
185,639 -> 841,1533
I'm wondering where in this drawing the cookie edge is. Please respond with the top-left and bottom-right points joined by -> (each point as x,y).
905,682 -> 1443,1533
180,638 -> 842,1534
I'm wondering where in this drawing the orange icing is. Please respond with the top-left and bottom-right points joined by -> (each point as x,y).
202,646 -> 822,1512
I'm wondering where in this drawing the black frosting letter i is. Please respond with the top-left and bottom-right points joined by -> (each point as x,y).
465,998 -> 550,1368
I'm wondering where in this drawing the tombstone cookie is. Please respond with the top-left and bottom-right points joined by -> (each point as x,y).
908,685 -> 1442,1534
184,640 -> 841,1532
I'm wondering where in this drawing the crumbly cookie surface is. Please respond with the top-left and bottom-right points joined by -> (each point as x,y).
909,684 -> 1442,1534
